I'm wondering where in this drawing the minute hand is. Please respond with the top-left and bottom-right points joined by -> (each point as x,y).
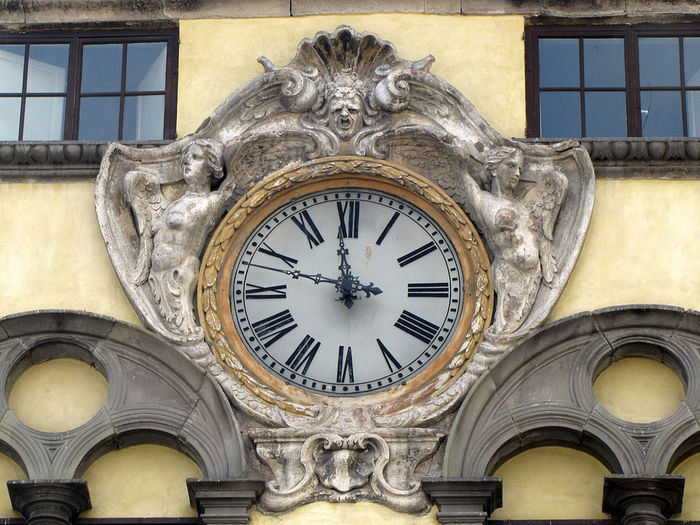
245,262 -> 341,286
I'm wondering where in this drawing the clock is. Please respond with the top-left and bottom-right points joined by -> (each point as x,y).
199,157 -> 492,410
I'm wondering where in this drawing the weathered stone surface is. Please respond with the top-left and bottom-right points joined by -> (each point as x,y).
164,0 -> 289,18
291,0 -> 423,15
603,475 -> 685,525
445,306 -> 700,479
426,0 -> 461,13
7,479 -> 91,525
423,478 -> 502,525
188,479 -> 266,525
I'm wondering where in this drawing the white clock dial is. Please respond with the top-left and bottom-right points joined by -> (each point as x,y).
230,188 -> 464,396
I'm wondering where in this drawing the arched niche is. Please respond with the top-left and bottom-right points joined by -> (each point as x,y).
0,310 -> 245,480
444,305 -> 700,478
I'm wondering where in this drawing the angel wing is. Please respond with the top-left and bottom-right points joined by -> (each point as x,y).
120,167 -> 168,285
522,168 -> 568,285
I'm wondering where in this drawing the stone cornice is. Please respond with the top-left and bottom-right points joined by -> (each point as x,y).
0,0 -> 698,28
2,139 -> 700,182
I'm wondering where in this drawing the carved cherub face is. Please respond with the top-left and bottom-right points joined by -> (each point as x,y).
328,90 -> 364,140
492,150 -> 524,192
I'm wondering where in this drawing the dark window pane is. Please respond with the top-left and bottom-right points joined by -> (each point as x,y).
540,91 -> 581,137
23,97 -> 65,140
81,44 -> 122,93
125,42 -> 166,92
123,95 -> 164,140
684,38 -> 700,87
78,96 -> 120,140
585,91 -> 627,136
0,97 -> 21,139
583,38 -> 625,87
686,91 -> 700,137
0,45 -> 25,93
27,44 -> 69,93
639,37 -> 680,87
539,39 -> 580,88
640,90 -> 682,136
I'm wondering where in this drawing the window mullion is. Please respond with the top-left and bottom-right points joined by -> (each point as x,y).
679,37 -> 688,137
17,44 -> 30,140
579,37 -> 586,137
625,28 -> 642,136
118,42 -> 127,140
64,35 -> 81,140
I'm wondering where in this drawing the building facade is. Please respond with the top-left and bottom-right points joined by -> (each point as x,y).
0,1 -> 698,524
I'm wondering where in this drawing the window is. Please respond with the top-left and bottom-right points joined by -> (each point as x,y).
526,25 -> 700,138
0,30 -> 177,141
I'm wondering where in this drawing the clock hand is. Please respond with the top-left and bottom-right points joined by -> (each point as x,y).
244,260 -> 382,304
244,261 -> 340,286
336,226 -> 356,308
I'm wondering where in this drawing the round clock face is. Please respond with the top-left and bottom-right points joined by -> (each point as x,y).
229,186 -> 464,396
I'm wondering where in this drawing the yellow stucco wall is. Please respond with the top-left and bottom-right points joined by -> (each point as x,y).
81,445 -> 202,518
491,447 -> 610,519
177,15 -> 526,138
0,182 -> 140,325
252,502 -> 438,525
673,454 -> 700,520
550,179 -> 700,319
0,454 -> 25,518
593,357 -> 685,423
9,358 -> 109,433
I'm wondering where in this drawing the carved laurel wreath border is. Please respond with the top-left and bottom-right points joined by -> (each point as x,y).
198,156 -> 493,419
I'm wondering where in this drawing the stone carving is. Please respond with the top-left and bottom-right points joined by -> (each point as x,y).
95,26 -> 595,513
250,428 -> 442,513
461,145 -> 568,343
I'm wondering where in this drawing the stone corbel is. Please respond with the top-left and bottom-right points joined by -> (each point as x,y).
422,478 -> 502,525
7,479 -> 91,525
250,428 -> 443,513
187,479 -> 266,525
603,475 -> 685,525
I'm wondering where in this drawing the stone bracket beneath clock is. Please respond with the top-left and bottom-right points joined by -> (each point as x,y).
249,427 -> 443,514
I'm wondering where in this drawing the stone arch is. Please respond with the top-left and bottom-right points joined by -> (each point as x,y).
0,310 -> 245,480
444,305 -> 700,478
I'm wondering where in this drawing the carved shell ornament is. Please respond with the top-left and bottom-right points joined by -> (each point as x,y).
96,26 -> 595,429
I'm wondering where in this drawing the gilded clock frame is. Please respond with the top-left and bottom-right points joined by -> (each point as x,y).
198,156 -> 493,414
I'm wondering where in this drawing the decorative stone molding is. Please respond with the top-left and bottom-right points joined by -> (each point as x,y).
249,428 -> 443,513
0,0 -> 697,28
422,478 -> 502,525
4,139 -> 700,182
444,305 -> 700,478
187,479 -> 266,525
7,479 -> 91,525
603,475 -> 684,525
0,310 -> 245,480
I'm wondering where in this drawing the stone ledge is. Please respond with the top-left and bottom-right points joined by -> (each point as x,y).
1,0 -> 699,26
1,139 -> 699,181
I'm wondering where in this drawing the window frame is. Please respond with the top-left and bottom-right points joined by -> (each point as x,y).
0,29 -> 178,141
525,23 -> 700,138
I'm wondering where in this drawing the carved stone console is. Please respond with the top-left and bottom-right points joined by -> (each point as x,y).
7,479 -> 91,525
422,478 -> 502,525
187,479 -> 266,524
603,475 -> 685,525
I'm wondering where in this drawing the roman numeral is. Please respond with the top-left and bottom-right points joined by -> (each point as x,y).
337,201 -> 360,238
252,309 -> 297,347
291,210 -> 324,248
258,242 -> 298,268
376,338 -> 401,373
337,346 -> 354,383
397,241 -> 437,267
376,211 -> 399,245
285,335 -> 320,375
394,310 -> 440,344
245,283 -> 287,299
407,282 -> 449,298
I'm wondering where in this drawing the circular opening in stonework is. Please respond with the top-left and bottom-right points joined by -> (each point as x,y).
9,358 -> 108,432
593,357 -> 684,423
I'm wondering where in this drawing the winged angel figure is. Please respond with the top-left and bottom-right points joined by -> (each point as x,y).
462,145 -> 568,338
120,139 -> 234,339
